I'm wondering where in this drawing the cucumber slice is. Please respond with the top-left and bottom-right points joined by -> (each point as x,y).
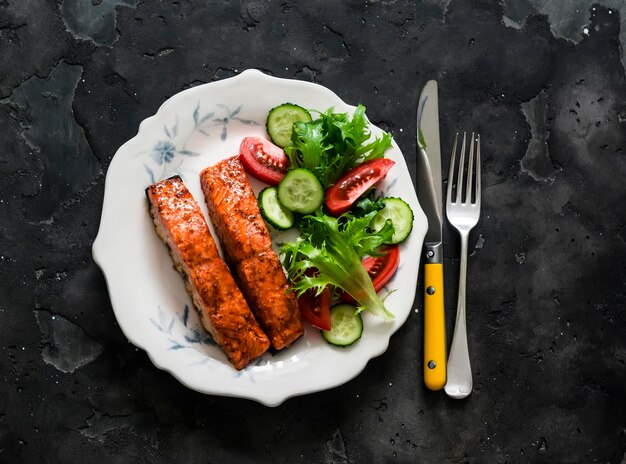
321,304 -> 363,347
277,168 -> 324,214
258,187 -> 294,230
267,103 -> 312,148
370,197 -> 414,244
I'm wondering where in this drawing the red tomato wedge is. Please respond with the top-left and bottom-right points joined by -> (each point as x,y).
239,137 -> 289,185
325,158 -> 395,216
340,245 -> 400,303
297,286 -> 331,331
296,268 -> 331,330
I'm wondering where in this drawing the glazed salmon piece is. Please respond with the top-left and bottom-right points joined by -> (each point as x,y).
200,157 -> 273,264
236,251 -> 302,350
200,157 -> 304,350
146,175 -> 269,370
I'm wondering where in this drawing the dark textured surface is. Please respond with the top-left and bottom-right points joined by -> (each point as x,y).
1,1 -> 625,463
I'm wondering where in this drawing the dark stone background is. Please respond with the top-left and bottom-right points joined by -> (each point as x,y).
1,1 -> 625,463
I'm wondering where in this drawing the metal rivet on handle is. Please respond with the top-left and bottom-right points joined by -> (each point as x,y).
428,360 -> 436,369
426,286 -> 435,295
427,251 -> 434,258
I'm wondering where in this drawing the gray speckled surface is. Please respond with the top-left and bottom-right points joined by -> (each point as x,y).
0,1 -> 624,463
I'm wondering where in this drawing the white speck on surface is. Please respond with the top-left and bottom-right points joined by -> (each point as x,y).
582,27 -> 589,36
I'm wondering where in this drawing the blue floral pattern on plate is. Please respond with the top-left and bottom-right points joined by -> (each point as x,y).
142,102 -> 258,183
150,304 -> 216,352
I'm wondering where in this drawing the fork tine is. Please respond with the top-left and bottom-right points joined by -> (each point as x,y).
457,132 -> 467,203
475,133 -> 481,207
448,133 -> 459,203
466,132 -> 475,204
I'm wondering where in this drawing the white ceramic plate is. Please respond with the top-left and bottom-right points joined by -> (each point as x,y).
93,69 -> 427,406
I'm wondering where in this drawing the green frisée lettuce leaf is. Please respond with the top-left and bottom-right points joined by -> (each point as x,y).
352,189 -> 386,217
281,209 -> 395,321
285,104 -> 392,189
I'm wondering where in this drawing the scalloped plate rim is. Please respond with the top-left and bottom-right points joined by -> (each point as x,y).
92,69 -> 427,406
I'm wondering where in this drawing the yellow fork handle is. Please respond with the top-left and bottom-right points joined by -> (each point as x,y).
424,263 -> 447,390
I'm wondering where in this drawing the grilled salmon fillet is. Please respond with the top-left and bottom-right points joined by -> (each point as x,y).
146,175 -> 269,370
200,157 -> 304,350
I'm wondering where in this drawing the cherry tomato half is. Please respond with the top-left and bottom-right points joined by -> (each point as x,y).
239,136 -> 289,185
325,158 -> 395,216
340,245 -> 400,303
297,286 -> 331,331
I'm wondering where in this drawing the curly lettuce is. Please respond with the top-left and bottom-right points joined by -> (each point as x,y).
285,104 -> 392,189
281,209 -> 395,320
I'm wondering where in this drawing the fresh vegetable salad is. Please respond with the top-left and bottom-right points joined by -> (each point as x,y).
239,103 -> 414,347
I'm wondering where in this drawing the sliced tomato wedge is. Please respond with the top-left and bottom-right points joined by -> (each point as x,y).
239,136 -> 289,185
325,158 -> 395,216
340,245 -> 400,303
297,286 -> 331,331
296,268 -> 331,330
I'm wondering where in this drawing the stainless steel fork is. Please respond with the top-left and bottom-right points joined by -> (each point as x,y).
444,132 -> 481,399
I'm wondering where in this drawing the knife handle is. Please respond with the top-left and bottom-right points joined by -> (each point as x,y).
423,263 -> 447,390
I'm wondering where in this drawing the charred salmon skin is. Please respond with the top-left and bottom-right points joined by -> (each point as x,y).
200,157 -> 304,350
146,175 -> 269,370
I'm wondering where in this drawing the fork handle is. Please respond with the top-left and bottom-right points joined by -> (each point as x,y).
444,232 -> 473,399
423,263 -> 447,390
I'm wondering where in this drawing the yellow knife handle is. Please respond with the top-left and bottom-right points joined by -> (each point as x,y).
424,263 -> 447,390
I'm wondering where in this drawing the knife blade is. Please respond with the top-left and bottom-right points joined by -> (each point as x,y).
416,80 -> 447,391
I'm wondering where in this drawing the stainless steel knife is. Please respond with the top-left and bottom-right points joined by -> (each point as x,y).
416,80 -> 447,391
